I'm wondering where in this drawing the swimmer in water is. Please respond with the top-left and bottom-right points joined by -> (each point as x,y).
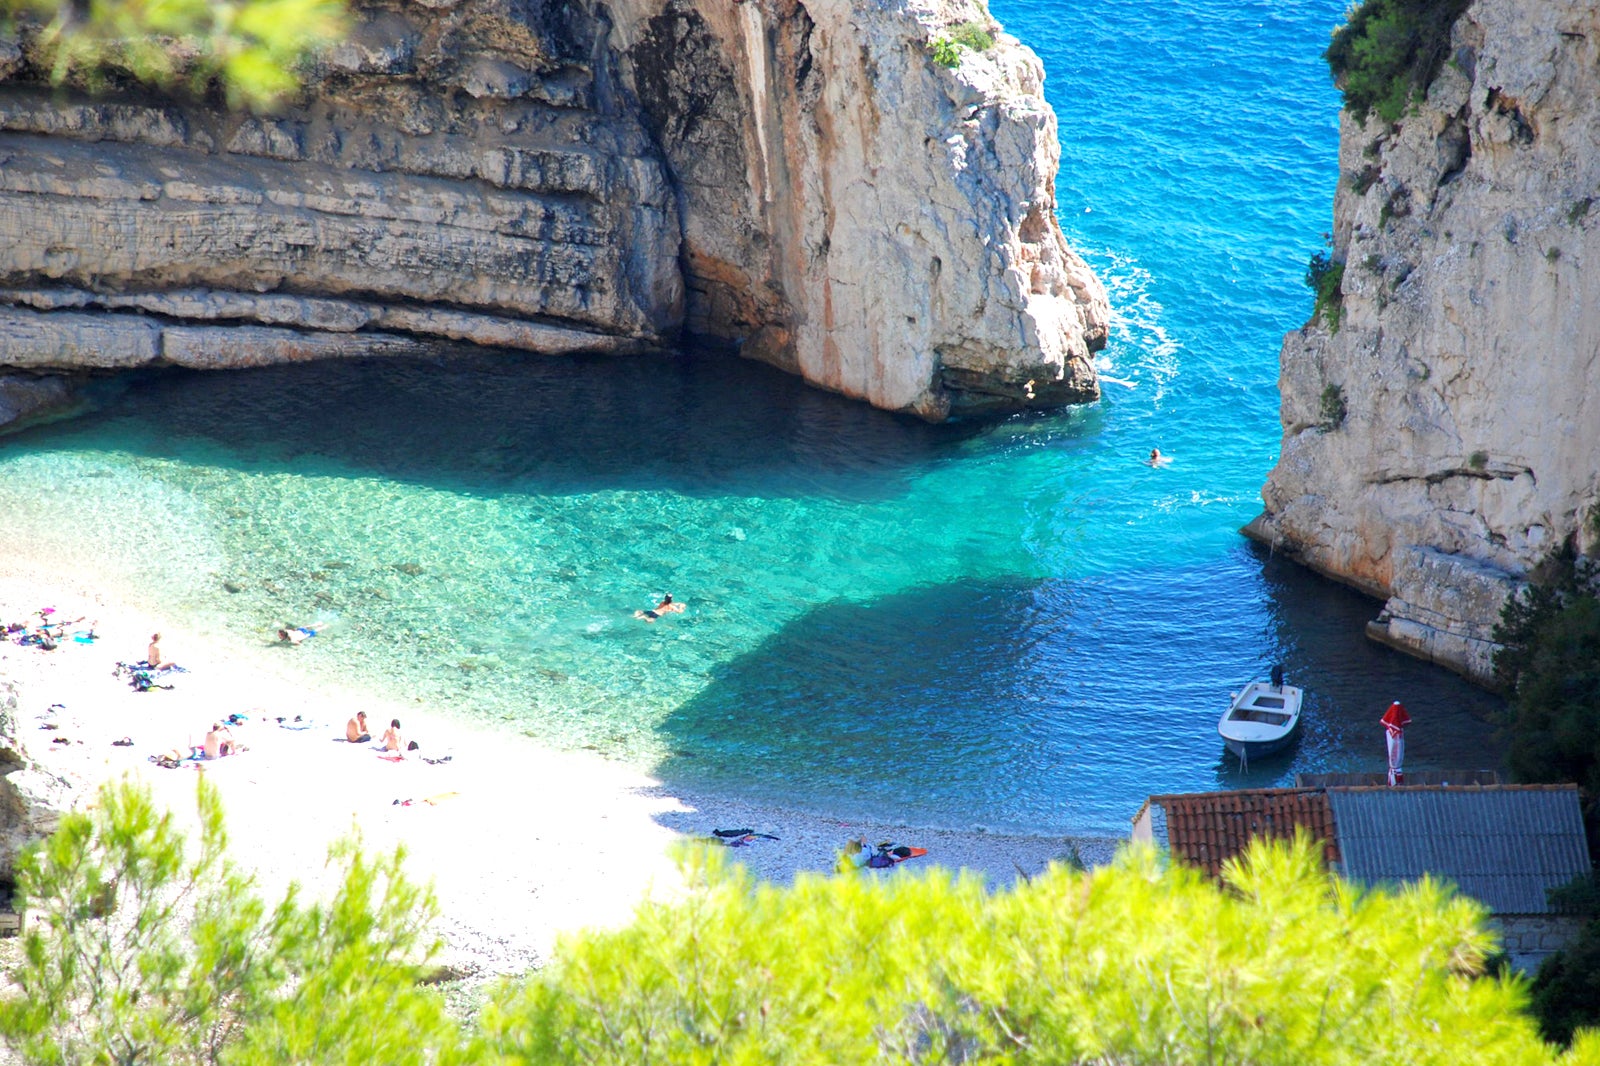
635,593 -> 685,622
1149,448 -> 1169,466
277,625 -> 317,645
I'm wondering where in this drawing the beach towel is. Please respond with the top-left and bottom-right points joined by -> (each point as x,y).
855,842 -> 928,869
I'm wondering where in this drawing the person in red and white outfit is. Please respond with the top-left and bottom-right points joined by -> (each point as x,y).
1381,700 -> 1412,785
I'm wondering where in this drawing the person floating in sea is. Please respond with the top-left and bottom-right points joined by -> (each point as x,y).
1381,699 -> 1412,786
278,625 -> 318,646
635,593 -> 685,622
1148,448 -> 1170,467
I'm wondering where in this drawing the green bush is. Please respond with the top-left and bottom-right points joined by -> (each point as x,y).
950,20 -> 996,51
1306,249 -> 1346,332
1495,583 -> 1600,795
0,778 -> 460,1066
1319,383 -> 1348,431
1324,0 -> 1472,125
4,0 -> 348,110
11,789 -> 1600,1064
474,835 -> 1582,1065
930,36 -> 961,68
1535,917 -> 1600,1048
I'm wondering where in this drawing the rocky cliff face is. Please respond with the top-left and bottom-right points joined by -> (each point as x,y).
1246,0 -> 1600,681
0,0 -> 1105,426
0,681 -> 72,898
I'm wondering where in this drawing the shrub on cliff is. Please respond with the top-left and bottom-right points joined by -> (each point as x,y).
0,778 -> 460,1066
1532,875 -> 1600,1047
1305,248 -> 1346,333
1493,552 -> 1600,796
1494,555 -> 1600,1048
2,0 -> 348,110
1324,0 -> 1472,124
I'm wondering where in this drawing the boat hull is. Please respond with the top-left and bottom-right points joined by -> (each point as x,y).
1221,727 -> 1299,761
1217,680 -> 1304,763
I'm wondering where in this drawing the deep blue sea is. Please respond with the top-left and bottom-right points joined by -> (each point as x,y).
0,0 -> 1505,835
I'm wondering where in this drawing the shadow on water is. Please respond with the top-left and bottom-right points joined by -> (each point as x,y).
17,347 -> 1011,502
1227,543 -> 1509,786
649,542 -> 1506,836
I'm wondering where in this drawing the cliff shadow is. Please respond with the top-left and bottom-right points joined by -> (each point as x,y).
645,545 -> 1507,838
7,345 -> 1077,503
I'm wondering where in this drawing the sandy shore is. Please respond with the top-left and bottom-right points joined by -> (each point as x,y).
0,573 -> 1121,981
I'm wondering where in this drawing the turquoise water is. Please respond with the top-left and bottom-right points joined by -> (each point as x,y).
0,0 -> 1504,834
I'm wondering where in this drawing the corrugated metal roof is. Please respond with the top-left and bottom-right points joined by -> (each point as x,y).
1152,788 -> 1340,880
1326,785 -> 1590,914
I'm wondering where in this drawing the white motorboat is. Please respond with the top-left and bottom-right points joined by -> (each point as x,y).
1218,666 -> 1303,765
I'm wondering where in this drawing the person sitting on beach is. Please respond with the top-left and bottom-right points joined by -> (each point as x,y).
278,625 -> 317,646
203,722 -> 236,760
635,593 -> 686,622
346,711 -> 371,743
376,718 -> 404,756
146,632 -> 180,671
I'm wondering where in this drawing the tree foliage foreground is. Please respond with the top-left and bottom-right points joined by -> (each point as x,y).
0,0 -> 348,109
3,782 -> 1599,1065
0,778 -> 459,1066
483,836 -> 1598,1066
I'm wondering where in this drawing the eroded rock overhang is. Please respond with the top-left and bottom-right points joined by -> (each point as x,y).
0,0 -> 1107,428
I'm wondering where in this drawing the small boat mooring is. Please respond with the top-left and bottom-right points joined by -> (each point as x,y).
1218,664 -> 1303,769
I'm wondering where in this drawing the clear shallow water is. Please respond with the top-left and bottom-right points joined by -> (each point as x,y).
0,0 -> 1505,834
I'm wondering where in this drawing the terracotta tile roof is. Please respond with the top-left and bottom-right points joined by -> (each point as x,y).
1151,788 -> 1340,879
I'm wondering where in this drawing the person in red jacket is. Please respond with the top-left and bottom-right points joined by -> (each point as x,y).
1381,700 -> 1412,785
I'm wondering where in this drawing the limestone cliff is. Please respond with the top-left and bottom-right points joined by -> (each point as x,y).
1247,0 -> 1600,681
0,681 -> 72,897
0,0 -> 1106,426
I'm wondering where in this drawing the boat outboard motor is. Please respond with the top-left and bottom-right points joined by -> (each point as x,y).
1270,664 -> 1285,690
